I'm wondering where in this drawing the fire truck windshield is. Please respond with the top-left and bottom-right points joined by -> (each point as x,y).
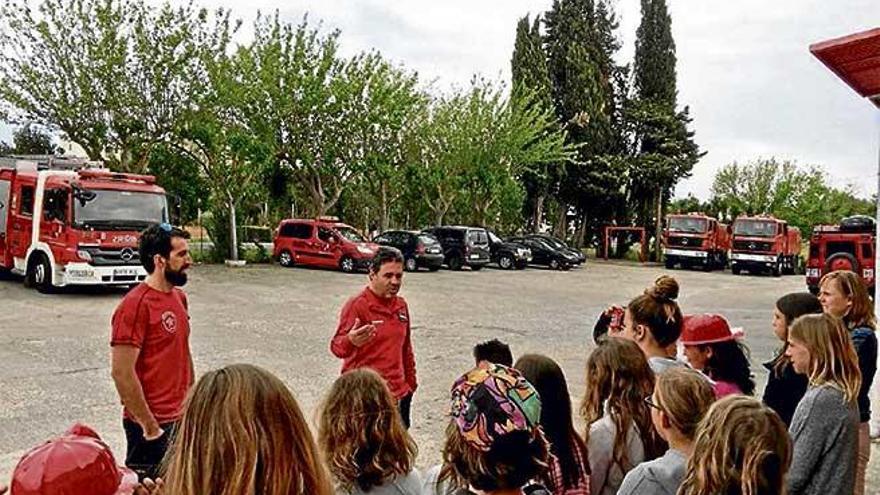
733,220 -> 777,237
73,189 -> 168,230
668,217 -> 708,233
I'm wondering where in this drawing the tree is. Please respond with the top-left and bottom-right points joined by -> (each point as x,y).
629,0 -> 701,259
0,0 -> 230,172
5,123 -> 59,154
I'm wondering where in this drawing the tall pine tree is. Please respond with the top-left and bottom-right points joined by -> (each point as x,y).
629,0 -> 701,259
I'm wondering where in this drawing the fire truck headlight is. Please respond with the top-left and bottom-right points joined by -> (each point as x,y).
76,250 -> 92,262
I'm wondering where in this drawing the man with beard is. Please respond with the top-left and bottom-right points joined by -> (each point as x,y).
110,223 -> 193,480
331,246 -> 418,428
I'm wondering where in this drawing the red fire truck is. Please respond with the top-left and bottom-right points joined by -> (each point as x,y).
0,156 -> 168,292
662,213 -> 731,271
730,214 -> 801,277
806,215 -> 876,296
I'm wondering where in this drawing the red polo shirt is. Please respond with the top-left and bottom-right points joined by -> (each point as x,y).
331,287 -> 417,399
110,283 -> 193,423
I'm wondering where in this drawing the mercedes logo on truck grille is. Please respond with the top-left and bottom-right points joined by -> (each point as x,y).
120,248 -> 135,262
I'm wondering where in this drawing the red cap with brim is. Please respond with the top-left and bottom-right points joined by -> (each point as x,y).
681,314 -> 744,345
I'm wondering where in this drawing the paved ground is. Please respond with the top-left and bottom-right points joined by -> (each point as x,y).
1,260 -> 878,491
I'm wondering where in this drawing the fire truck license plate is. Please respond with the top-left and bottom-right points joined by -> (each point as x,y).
114,268 -> 138,277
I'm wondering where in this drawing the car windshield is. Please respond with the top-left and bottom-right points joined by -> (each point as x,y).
488,231 -> 503,244
73,189 -> 167,230
668,217 -> 708,233
734,220 -> 777,237
535,239 -> 555,251
335,226 -> 366,242
418,234 -> 438,245
540,236 -> 566,249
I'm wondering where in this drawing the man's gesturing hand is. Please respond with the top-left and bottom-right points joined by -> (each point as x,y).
347,318 -> 377,347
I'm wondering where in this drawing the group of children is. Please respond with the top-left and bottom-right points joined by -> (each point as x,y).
2,270 -> 876,495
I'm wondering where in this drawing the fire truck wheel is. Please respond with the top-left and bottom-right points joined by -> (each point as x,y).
26,254 -> 54,293
772,259 -> 782,277
664,258 -> 675,269
732,265 -> 741,275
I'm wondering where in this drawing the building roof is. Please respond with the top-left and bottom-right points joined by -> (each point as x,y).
810,27 -> 880,107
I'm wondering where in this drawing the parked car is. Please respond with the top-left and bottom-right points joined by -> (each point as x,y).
273,217 -> 378,273
486,230 -> 531,269
372,230 -> 444,272
422,226 -> 491,271
508,236 -> 577,270
526,234 -> 586,265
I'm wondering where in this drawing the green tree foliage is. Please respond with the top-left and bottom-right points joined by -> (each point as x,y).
0,123 -> 60,154
709,158 -> 873,234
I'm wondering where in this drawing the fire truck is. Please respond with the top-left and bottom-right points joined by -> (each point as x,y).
662,213 -> 731,271
0,156 -> 168,292
806,215 -> 876,296
730,214 -> 801,277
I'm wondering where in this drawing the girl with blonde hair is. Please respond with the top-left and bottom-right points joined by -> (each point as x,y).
319,369 -> 420,494
620,276 -> 686,373
162,364 -> 333,495
785,313 -> 862,495
618,367 -> 715,495
678,395 -> 790,495
580,338 -> 664,495
818,270 -> 877,495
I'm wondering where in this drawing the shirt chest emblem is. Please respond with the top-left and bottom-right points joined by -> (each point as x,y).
398,312 -> 408,322
161,311 -> 178,334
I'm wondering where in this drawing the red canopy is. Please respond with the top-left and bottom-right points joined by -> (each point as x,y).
811,28 -> 880,107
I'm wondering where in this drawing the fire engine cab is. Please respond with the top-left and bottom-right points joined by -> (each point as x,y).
0,156 -> 168,292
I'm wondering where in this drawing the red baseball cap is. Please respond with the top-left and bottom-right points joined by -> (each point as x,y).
681,314 -> 744,345
11,423 -> 139,495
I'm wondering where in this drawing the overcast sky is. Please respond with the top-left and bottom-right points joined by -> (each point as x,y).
3,0 -> 878,199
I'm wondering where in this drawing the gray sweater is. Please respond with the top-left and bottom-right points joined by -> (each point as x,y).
786,384 -> 859,495
338,470 -> 422,495
616,448 -> 686,495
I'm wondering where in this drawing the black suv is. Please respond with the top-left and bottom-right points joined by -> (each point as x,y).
526,234 -> 586,265
372,230 -> 444,271
487,230 -> 531,269
423,226 -> 491,271
509,235 -> 577,270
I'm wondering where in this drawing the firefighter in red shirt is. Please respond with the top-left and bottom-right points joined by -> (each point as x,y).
331,246 -> 418,427
110,223 -> 194,481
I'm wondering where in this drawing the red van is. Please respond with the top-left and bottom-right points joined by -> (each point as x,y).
273,218 -> 379,273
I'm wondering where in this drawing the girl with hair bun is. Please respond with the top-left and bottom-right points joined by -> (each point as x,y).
763,292 -> 822,426
620,275 -> 687,374
678,395 -> 791,495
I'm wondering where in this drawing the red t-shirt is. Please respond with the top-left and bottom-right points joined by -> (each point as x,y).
331,287 -> 417,399
111,283 -> 193,423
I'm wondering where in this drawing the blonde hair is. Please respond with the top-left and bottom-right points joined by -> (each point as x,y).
581,338 -> 664,470
654,367 -> 715,440
628,275 -> 683,346
318,369 -> 417,492
789,313 -> 862,403
678,396 -> 791,495
162,364 -> 333,495
820,270 -> 876,329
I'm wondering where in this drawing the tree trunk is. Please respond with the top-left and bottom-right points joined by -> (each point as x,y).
380,182 -> 389,231
575,211 -> 589,248
654,188 -> 663,262
554,202 -> 568,238
532,193 -> 545,233
228,194 -> 239,261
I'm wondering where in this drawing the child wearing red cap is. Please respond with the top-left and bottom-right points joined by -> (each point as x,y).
680,314 -> 755,398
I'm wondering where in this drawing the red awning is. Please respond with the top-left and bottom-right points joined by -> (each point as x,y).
810,27 -> 880,108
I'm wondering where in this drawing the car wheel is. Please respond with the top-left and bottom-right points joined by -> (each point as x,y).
428,265 -> 441,272
448,256 -> 463,271
549,259 -> 560,270
278,250 -> 294,267
404,257 -> 418,272
732,265 -> 741,275
498,254 -> 514,270
561,263 -> 572,271
515,261 -> 528,270
339,256 -> 356,273
27,253 -> 54,293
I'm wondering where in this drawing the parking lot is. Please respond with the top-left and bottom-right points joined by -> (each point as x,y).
2,260 -> 879,487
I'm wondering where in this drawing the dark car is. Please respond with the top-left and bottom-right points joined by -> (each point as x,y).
423,226 -> 492,271
487,230 -> 531,269
372,230 -> 444,272
509,236 -> 577,270
526,234 -> 586,265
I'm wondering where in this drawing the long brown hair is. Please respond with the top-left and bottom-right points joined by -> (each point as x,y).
820,270 -> 876,329
772,292 -> 822,375
628,275 -> 683,346
162,364 -> 333,495
654,367 -> 715,440
789,313 -> 862,403
318,369 -> 417,492
678,396 -> 791,495
580,338 -> 664,470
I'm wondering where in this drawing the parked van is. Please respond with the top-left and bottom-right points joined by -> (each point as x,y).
273,217 -> 378,273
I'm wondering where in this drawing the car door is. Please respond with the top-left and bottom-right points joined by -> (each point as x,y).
316,226 -> 341,267
525,239 -> 549,265
290,223 -> 318,266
